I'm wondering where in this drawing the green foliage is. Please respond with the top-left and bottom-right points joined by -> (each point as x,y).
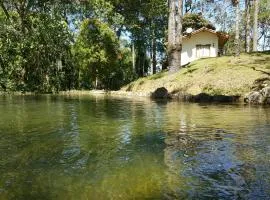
259,0 -> 270,24
0,2 -> 76,93
182,13 -> 216,32
109,0 -> 168,77
0,0 -> 134,92
258,0 -> 270,50
73,19 -> 133,90
23,14 -> 75,93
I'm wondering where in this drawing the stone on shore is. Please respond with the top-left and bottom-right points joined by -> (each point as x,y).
150,87 -> 171,99
244,86 -> 270,104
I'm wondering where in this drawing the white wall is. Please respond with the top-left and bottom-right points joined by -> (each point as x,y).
181,31 -> 219,66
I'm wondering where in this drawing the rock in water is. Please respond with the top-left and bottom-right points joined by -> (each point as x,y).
261,87 -> 270,104
244,91 -> 264,104
244,86 -> 270,104
151,87 -> 171,99
261,87 -> 270,97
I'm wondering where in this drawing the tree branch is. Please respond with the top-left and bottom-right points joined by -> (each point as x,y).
0,0 -> 10,19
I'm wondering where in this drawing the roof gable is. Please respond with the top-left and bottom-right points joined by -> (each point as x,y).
183,27 -> 216,38
183,27 -> 229,47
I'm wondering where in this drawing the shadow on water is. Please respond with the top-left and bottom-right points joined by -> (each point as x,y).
0,95 -> 270,199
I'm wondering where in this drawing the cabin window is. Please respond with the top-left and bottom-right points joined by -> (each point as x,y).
196,44 -> 211,58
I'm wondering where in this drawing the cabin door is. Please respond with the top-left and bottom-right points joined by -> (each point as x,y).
196,45 -> 211,58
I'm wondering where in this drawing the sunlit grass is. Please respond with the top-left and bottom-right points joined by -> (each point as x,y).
121,52 -> 270,96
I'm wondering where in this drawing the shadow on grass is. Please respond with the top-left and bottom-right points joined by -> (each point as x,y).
251,67 -> 270,76
126,83 -> 134,91
253,56 -> 270,65
249,50 -> 270,56
183,68 -> 198,75
242,51 -> 270,75
148,72 -> 166,80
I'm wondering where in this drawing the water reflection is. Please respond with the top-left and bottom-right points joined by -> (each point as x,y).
0,95 -> 270,199
162,102 -> 270,199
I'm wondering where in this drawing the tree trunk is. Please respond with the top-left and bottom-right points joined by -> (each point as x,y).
168,0 -> 176,48
177,0 -> 183,67
168,0 -> 177,72
95,77 -> 98,89
132,42 -> 136,74
14,1 -> 28,33
245,0 -> 251,52
235,2 -> 240,56
253,0 -> 259,52
167,0 -> 182,72
152,31 -> 157,74
262,27 -> 266,51
142,52 -> 145,77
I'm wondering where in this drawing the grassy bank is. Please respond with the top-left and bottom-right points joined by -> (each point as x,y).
122,52 -> 270,97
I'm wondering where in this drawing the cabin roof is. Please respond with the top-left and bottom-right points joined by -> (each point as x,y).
183,27 -> 229,48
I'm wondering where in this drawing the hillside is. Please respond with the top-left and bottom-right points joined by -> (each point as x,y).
121,52 -> 270,99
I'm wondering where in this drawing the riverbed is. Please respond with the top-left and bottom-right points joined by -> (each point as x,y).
0,95 -> 270,199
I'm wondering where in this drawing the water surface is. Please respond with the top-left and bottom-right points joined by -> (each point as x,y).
0,95 -> 270,199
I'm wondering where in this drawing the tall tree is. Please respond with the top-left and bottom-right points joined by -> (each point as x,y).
232,0 -> 240,56
108,0 -> 167,77
245,0 -> 251,52
259,0 -> 270,50
253,0 -> 259,51
168,0 -> 183,72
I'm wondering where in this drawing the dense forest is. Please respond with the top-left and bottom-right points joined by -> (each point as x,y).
0,0 -> 269,93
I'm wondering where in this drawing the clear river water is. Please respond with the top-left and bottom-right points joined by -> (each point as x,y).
0,95 -> 270,200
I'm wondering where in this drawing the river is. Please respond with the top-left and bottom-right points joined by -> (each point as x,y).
0,95 -> 270,199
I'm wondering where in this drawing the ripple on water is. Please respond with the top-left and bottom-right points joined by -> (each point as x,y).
0,95 -> 270,199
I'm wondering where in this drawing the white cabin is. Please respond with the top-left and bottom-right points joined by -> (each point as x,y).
181,27 -> 229,66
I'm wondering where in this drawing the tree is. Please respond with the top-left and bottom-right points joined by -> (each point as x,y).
253,0 -> 259,51
168,0 -> 183,72
73,19 -> 118,89
73,18 -> 133,90
0,0 -> 135,92
0,1 -> 76,92
245,0 -> 251,52
259,0 -> 270,50
182,13 -> 215,31
232,0 -> 240,56
109,0 -> 167,76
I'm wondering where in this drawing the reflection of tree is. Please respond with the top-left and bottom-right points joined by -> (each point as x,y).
60,103 -> 84,169
164,131 -> 197,198
0,96 -> 70,199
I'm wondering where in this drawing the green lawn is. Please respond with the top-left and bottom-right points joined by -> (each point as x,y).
122,52 -> 270,96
